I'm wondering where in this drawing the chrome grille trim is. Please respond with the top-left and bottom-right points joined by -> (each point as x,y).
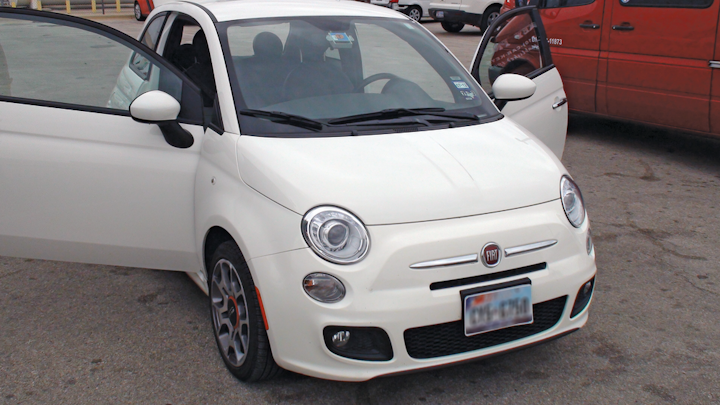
410,254 -> 478,269
504,240 -> 557,257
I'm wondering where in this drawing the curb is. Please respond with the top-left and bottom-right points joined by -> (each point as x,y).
47,9 -> 136,20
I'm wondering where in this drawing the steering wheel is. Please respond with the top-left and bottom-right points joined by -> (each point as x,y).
353,73 -> 401,92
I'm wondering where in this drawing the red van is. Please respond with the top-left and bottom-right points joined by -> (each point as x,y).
500,0 -> 720,136
133,0 -> 155,21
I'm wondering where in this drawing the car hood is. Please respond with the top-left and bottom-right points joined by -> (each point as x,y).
235,119 -> 567,225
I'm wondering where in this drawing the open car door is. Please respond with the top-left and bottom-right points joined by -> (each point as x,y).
470,6 -> 568,158
0,8 -> 207,271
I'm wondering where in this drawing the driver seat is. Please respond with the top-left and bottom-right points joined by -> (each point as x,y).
282,31 -> 352,100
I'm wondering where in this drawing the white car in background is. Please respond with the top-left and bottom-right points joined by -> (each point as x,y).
429,0 -> 503,32
370,0 -> 432,21
0,1 -> 592,382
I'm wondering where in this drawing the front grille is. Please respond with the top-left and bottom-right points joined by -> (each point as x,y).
404,296 -> 567,359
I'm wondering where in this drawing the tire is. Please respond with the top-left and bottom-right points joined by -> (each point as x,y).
209,241 -> 282,382
441,21 -> 464,33
405,5 -> 422,22
133,2 -> 146,21
480,4 -> 501,33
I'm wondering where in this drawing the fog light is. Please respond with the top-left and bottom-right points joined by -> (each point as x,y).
586,229 -> 594,255
303,273 -> 345,303
571,276 -> 595,318
323,326 -> 393,361
331,330 -> 351,347
583,281 -> 592,295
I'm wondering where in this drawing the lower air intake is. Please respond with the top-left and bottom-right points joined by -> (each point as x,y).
404,296 -> 567,359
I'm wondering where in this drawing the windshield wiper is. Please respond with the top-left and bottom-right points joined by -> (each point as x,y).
239,109 -> 324,131
326,108 -> 480,125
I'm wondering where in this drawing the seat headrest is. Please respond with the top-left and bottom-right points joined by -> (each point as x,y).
298,30 -> 329,62
193,30 -> 211,64
253,32 -> 283,59
171,43 -> 196,71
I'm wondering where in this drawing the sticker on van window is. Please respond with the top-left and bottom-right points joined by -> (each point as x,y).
453,81 -> 470,89
450,76 -> 462,81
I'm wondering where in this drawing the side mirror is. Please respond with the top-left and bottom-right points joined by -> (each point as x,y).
130,90 -> 194,148
492,73 -> 536,101
130,90 -> 181,122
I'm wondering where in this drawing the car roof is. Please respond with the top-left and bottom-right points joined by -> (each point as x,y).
170,0 -> 408,22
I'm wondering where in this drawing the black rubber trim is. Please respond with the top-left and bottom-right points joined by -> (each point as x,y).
619,0 -> 713,8
527,64 -> 555,80
0,95 -> 129,117
430,263 -> 546,291
189,1 -> 218,22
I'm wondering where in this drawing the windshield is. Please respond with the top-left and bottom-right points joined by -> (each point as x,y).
218,16 -> 499,137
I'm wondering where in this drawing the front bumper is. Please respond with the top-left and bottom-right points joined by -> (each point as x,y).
249,200 -> 596,381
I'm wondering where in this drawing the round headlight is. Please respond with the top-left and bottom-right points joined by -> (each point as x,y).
560,176 -> 586,228
302,206 -> 369,264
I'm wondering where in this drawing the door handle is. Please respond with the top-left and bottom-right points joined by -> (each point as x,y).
612,23 -> 634,31
552,98 -> 567,109
579,22 -> 600,29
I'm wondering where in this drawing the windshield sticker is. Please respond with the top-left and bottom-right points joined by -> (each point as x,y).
459,90 -> 477,100
453,81 -> 470,89
328,32 -> 354,49
450,76 -> 462,81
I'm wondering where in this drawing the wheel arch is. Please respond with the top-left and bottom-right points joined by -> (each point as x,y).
484,1 -> 502,13
204,225 -> 236,277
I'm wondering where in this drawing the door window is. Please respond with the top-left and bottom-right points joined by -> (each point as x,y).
0,11 -> 186,114
471,8 -> 552,95
141,12 -> 168,50
163,14 -> 218,105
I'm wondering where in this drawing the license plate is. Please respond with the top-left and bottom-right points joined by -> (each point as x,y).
436,11 -> 444,18
462,282 -> 533,336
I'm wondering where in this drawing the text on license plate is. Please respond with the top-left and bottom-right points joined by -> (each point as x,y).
463,284 -> 533,336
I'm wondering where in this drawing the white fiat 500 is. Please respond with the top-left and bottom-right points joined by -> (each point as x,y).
0,0 -> 594,382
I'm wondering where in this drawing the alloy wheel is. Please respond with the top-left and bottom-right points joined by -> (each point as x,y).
407,7 -> 421,22
486,11 -> 499,25
210,258 -> 250,367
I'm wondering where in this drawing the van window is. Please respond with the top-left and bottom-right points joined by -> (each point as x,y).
543,0 -> 595,7
619,0 -> 712,8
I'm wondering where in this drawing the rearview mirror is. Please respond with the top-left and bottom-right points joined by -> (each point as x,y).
130,90 -> 194,149
492,74 -> 536,101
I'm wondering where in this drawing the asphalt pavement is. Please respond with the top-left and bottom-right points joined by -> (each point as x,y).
0,17 -> 718,405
